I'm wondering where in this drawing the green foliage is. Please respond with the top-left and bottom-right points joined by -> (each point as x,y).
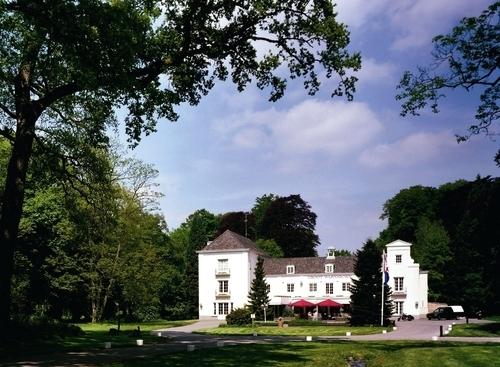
378,176 -> 500,315
255,238 -> 283,257
413,218 -> 451,301
397,2 -> 500,164
183,209 -> 219,318
260,194 -> 319,257
248,257 -> 270,320
225,307 -> 252,326
350,239 -> 392,326
334,249 -> 352,257
252,194 -> 278,238
216,211 -> 255,239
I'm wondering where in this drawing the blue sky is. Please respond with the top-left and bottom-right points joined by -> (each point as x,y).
123,0 -> 498,254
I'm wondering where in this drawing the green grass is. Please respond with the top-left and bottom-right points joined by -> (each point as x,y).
0,320 -> 194,358
449,322 -> 500,337
485,315 -> 500,322
197,324 -> 388,336
102,341 -> 500,367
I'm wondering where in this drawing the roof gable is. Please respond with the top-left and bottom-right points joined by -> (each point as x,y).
200,230 -> 265,254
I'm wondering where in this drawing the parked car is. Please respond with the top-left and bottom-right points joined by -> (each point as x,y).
426,306 -> 456,320
450,305 -> 465,318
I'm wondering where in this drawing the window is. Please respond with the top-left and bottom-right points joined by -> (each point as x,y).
325,264 -> 334,273
287,283 -> 295,292
217,259 -> 229,272
286,265 -> 295,274
309,283 -> 317,292
218,280 -> 228,293
218,302 -> 229,315
395,301 -> 404,315
394,277 -> 404,291
342,283 -> 350,292
396,255 -> 402,263
213,303 -> 216,315
231,302 -> 234,312
325,283 -> 334,294
267,284 -> 271,292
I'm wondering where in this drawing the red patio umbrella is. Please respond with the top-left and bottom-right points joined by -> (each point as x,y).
316,299 -> 342,307
316,299 -> 342,319
290,299 -> 315,308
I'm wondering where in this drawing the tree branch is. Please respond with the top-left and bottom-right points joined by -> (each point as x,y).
0,103 -> 16,119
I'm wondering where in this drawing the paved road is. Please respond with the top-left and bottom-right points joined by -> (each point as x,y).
2,318 -> 499,367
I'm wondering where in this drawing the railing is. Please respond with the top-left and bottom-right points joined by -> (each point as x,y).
392,287 -> 407,295
215,268 -> 230,276
215,290 -> 231,297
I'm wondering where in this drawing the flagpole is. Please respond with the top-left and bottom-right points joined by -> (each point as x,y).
380,250 -> 385,326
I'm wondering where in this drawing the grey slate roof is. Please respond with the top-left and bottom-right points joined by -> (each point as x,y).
199,230 -> 265,254
263,256 -> 355,275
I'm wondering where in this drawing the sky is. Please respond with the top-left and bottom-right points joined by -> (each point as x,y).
121,0 -> 498,255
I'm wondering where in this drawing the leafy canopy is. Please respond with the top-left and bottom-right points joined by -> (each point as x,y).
0,0 -> 361,146
396,2 -> 499,164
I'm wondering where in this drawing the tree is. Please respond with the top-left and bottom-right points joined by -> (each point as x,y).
182,209 -> 219,318
216,211 -> 255,240
255,238 -> 284,258
251,194 -> 278,238
334,249 -> 352,257
396,2 -> 499,164
413,218 -> 451,301
247,256 -> 270,320
0,1 -> 361,327
350,239 -> 392,326
260,194 -> 319,257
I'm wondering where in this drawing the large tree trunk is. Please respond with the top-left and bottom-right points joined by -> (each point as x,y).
0,65 -> 39,332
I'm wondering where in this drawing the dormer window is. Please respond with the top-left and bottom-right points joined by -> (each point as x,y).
325,264 -> 334,273
286,265 -> 295,274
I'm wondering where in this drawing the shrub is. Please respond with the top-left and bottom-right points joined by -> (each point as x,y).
226,308 -> 252,326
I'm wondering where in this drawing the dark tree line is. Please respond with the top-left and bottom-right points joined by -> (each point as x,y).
377,176 -> 500,314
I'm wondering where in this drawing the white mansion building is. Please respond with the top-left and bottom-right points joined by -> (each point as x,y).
198,230 -> 428,320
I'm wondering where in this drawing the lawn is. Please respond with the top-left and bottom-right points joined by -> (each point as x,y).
449,322 -> 500,337
196,324 -> 389,336
0,320 -> 194,358
102,341 -> 500,367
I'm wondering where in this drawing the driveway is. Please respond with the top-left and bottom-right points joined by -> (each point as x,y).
3,318 -> 499,366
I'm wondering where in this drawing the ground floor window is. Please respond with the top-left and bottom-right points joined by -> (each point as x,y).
218,302 -> 229,315
342,282 -> 350,292
213,303 -> 216,315
326,283 -> 334,294
287,283 -> 295,292
309,283 -> 317,292
395,301 -> 404,315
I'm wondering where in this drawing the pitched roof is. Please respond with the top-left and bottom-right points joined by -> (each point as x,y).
263,256 -> 355,275
199,230 -> 265,254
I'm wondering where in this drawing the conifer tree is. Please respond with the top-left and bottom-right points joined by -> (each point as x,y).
248,256 -> 270,320
350,239 -> 393,326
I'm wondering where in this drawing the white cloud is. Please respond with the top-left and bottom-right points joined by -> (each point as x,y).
388,0 -> 491,50
358,131 -> 457,168
354,58 -> 398,85
335,0 -> 491,50
214,99 -> 382,166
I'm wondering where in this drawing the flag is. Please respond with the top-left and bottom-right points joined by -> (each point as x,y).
383,251 -> 389,285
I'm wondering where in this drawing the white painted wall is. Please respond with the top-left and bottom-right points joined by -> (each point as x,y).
386,240 -> 428,317
198,249 -> 260,320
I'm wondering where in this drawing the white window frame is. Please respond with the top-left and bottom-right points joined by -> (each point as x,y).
396,254 -> 402,263
395,301 -> 404,315
218,302 -> 229,315
394,277 -> 404,291
286,265 -> 295,274
287,283 -> 295,292
342,282 -> 350,292
218,259 -> 229,272
309,283 -> 317,292
325,264 -> 334,273
325,283 -> 334,294
218,280 -> 228,293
